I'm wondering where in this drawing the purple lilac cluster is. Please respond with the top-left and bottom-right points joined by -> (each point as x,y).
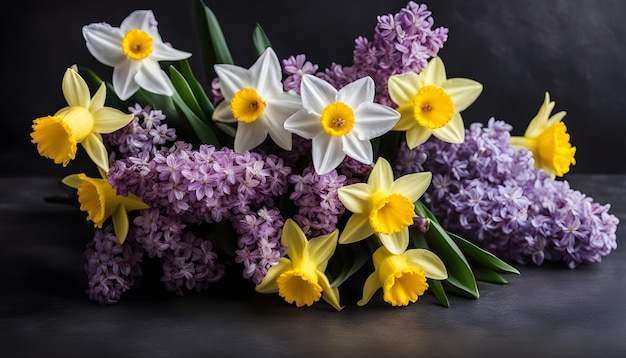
282,1 -> 448,106
232,207 -> 286,284
83,225 -> 143,305
395,119 -> 619,269
288,167 -> 348,237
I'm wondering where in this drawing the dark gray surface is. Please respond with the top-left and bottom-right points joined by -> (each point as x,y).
1,174 -> 624,357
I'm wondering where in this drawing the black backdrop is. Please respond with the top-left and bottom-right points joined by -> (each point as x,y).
4,0 -> 625,176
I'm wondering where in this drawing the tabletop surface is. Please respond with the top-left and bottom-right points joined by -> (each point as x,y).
1,174 -> 625,358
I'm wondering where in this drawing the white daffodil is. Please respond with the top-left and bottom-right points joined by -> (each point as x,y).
284,75 -> 400,174
82,10 -> 191,101
388,56 -> 482,149
212,48 -> 301,153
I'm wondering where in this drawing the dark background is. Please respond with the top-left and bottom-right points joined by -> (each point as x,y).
3,0 -> 626,176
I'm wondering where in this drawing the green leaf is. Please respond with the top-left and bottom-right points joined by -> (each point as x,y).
195,0 -> 234,82
169,65 -> 204,120
415,201 -> 479,299
328,243 -> 370,288
472,267 -> 509,284
178,59 -> 215,118
172,92 -> 220,146
252,24 -> 272,56
447,231 -> 520,275
427,278 -> 450,307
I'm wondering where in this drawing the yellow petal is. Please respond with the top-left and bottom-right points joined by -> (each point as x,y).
255,258 -> 292,293
524,92 -> 553,137
441,78 -> 483,112
92,107 -> 134,134
280,219 -> 308,265
111,205 -> 130,244
421,56 -> 446,87
392,105 -> 416,131
388,72 -> 421,106
306,230 -> 338,268
357,272 -> 381,306
338,183 -> 372,214
317,270 -> 343,311
432,113 -> 465,144
89,82 -> 107,112
378,229 -> 409,255
62,68 -> 91,108
368,157 -> 394,191
339,213 -> 374,244
61,173 -> 84,189
81,132 -> 110,172
120,193 -> 150,211
405,125 -> 433,149
390,171 -> 432,203
404,249 -> 448,280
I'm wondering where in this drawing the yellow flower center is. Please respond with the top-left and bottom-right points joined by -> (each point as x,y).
369,193 -> 415,235
276,270 -> 323,307
374,250 -> 429,306
535,122 -> 576,176
76,175 -> 119,228
230,87 -> 266,123
30,107 -> 95,166
121,29 -> 153,61
320,101 -> 355,137
412,85 -> 455,129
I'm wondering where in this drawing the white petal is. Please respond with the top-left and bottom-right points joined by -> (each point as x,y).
337,76 -> 374,109
260,113 -> 292,151
342,134 -> 373,165
433,113 -> 465,144
112,61 -> 140,101
311,135 -> 344,175
441,78 -> 483,112
234,120 -> 267,153
62,68 -> 90,108
283,110 -> 322,140
353,103 -> 400,140
249,48 -> 283,95
120,10 -> 157,35
214,64 -> 252,99
151,42 -> 192,62
212,101 -> 237,123
388,72 -> 421,106
421,56 -> 447,86
300,75 -> 337,113
135,61 -> 175,97
82,24 -> 126,67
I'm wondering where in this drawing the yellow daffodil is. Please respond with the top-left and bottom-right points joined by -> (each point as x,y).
256,219 -> 342,311
510,92 -> 576,178
62,172 -> 149,244
358,246 -> 447,306
82,10 -> 191,101
284,75 -> 400,174
388,56 -> 483,149
31,68 -> 134,172
213,48 -> 301,153
338,157 -> 432,255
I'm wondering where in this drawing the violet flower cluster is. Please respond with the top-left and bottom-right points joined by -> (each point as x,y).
395,119 -> 619,269
282,1 -> 448,106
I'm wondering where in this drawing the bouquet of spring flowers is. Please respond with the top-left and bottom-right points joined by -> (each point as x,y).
30,1 -> 618,310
